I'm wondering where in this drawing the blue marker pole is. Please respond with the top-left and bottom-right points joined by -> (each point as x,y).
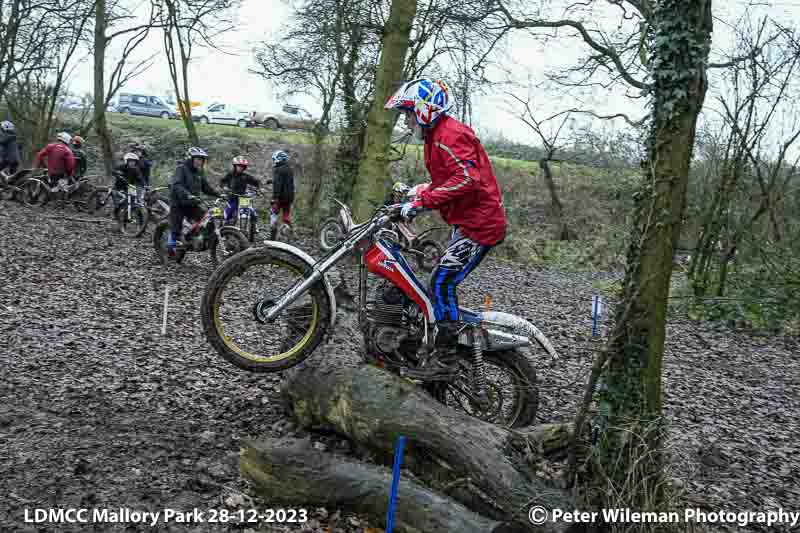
591,294 -> 600,337
385,436 -> 406,533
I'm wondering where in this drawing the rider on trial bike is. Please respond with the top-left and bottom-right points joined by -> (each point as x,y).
113,152 -> 146,203
383,78 -> 508,352
33,132 -> 76,188
166,147 -> 222,254
220,156 -> 266,231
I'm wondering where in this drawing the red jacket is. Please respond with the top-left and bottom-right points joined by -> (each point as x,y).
419,115 -> 507,246
35,142 -> 75,177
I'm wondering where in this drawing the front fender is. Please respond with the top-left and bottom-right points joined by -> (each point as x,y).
477,310 -> 559,361
258,240 -> 337,327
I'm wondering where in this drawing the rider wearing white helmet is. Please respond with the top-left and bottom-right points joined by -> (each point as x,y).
384,78 -> 507,350
270,150 -> 294,240
33,132 -> 76,187
0,120 -> 21,175
112,152 -> 147,203
166,146 -> 222,252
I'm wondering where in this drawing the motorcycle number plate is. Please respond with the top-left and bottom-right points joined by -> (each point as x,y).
211,207 -> 222,217
239,197 -> 252,208
57,178 -> 68,189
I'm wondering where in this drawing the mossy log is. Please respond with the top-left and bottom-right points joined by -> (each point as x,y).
241,437 -> 519,533
279,355 -> 577,531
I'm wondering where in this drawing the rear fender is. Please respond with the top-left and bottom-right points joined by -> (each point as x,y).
463,309 -> 559,360
258,240 -> 337,327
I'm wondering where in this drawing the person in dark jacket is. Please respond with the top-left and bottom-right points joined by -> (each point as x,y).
220,155 -> 266,229
385,78 -> 507,356
70,136 -> 87,179
0,120 -> 21,176
113,152 -> 146,202
269,150 -> 294,240
131,143 -> 153,189
167,146 -> 221,252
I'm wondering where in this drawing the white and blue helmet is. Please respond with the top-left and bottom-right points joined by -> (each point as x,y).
271,150 -> 289,165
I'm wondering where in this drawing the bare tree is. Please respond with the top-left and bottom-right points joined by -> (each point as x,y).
486,0 -> 715,511
156,0 -> 240,145
252,0 -> 369,226
4,0 -> 94,157
689,18 -> 800,297
93,0 -> 159,177
508,94 -> 578,240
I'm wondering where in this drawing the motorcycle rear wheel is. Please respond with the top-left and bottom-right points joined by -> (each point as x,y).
209,226 -> 250,267
201,246 -> 332,372
426,348 -> 539,428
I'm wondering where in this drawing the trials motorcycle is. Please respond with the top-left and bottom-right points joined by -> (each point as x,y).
200,199 -> 559,428
153,197 -> 250,267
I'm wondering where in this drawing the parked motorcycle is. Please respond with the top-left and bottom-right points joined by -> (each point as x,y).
20,173 -> 92,209
152,197 -> 250,266
112,182 -> 150,237
0,168 -> 42,202
200,200 -> 559,428
222,188 -> 259,243
319,200 -> 445,272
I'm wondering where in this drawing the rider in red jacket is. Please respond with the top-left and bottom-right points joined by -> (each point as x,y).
34,132 -> 76,186
384,78 -> 507,349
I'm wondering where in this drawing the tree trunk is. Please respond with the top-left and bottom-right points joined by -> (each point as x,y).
241,437 -> 515,533
538,158 -> 576,241
279,353 -> 575,530
307,127 -> 328,229
179,55 -> 199,145
334,41 -> 363,206
93,0 -> 115,180
596,0 -> 713,513
163,1 -> 199,146
352,0 -> 417,220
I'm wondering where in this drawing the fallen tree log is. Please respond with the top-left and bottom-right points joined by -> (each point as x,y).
280,355 -> 578,531
241,437 -> 525,533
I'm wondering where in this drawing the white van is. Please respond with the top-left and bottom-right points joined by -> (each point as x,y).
193,102 -> 252,128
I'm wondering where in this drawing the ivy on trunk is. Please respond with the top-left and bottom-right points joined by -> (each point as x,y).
594,0 -> 713,515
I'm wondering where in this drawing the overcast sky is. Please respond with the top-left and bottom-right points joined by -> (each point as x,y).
65,0 -> 799,144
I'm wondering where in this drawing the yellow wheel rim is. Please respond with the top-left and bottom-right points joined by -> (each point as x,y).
212,259 -> 320,363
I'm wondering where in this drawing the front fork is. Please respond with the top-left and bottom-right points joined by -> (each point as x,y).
259,241 -> 353,323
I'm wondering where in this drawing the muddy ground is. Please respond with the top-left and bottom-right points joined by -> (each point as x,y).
0,200 -> 797,533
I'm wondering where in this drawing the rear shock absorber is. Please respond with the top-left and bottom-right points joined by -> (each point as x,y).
471,327 -> 488,402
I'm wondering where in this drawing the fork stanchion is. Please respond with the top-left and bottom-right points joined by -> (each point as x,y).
385,435 -> 406,533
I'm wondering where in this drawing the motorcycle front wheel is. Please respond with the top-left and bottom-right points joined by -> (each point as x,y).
319,217 -> 344,251
425,348 -> 539,429
116,202 -> 149,237
201,246 -> 332,372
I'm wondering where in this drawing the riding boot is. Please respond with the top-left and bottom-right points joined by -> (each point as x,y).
434,320 -> 466,349
269,225 -> 277,240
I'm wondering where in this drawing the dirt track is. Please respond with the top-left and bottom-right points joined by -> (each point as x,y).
0,200 -> 797,532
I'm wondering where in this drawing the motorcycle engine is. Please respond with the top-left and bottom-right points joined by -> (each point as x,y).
365,283 -> 422,360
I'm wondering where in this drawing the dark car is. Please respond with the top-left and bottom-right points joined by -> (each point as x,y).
116,93 -> 176,120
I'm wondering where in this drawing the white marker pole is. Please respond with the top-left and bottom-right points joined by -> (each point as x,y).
161,285 -> 170,335
591,294 -> 603,337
